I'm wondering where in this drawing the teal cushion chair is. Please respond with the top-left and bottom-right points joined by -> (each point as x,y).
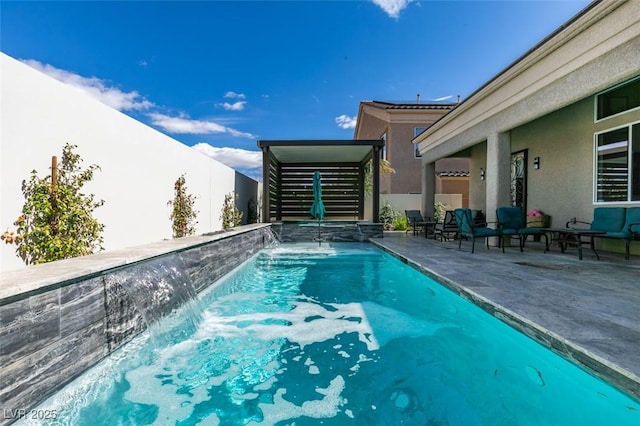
589,207 -> 626,236
569,207 -> 638,260
622,207 -> 640,259
496,207 -> 549,252
454,208 -> 503,254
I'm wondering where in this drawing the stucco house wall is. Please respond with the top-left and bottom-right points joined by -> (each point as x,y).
355,101 -> 465,217
1,53 -> 257,272
416,0 -> 640,256
383,122 -> 423,194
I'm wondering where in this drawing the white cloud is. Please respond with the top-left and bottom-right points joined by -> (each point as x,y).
335,114 -> 357,130
21,59 -> 154,111
218,101 -> 247,111
192,143 -> 262,171
148,113 -> 256,138
371,0 -> 411,18
430,95 -> 453,102
224,91 -> 246,99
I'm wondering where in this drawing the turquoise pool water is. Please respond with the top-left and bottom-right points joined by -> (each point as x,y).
24,243 -> 639,425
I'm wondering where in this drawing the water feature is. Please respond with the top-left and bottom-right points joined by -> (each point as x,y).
18,242 -> 640,425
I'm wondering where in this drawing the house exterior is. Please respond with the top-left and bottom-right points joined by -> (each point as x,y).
355,100 -> 470,214
414,0 -> 640,256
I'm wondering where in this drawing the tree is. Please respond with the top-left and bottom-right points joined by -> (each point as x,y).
247,196 -> 259,224
364,158 -> 395,194
1,143 -> 105,265
167,174 -> 199,238
221,192 -> 243,230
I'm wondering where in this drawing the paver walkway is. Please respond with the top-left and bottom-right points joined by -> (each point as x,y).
372,232 -> 640,401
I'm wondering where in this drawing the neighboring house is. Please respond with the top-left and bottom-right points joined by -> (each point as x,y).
354,98 -> 469,213
414,0 -> 640,256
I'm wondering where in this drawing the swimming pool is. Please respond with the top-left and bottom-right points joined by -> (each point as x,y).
21,242 -> 639,425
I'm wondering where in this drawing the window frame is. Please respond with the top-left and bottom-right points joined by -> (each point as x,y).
594,75 -> 640,123
380,131 -> 387,161
414,127 -> 427,159
593,120 -> 640,204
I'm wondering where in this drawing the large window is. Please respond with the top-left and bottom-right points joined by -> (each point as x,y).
596,76 -> 640,120
595,123 -> 640,202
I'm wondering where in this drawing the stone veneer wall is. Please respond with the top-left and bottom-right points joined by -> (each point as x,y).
272,221 -> 383,243
0,225 -> 272,425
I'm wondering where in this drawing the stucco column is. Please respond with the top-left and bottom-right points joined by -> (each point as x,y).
486,132 -> 511,243
422,160 -> 436,220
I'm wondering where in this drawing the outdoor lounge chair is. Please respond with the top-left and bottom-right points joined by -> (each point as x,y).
434,210 -> 458,241
568,207 -> 640,260
496,206 -> 549,252
454,208 -> 503,253
405,210 -> 431,236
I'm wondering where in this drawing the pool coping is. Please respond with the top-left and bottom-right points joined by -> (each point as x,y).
0,223 -> 272,304
369,239 -> 640,403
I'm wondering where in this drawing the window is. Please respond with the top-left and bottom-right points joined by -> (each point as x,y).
414,127 -> 426,159
381,132 -> 387,160
595,123 -> 640,202
596,76 -> 640,120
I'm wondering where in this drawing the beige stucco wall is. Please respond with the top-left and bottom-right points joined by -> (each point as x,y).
469,143 -> 487,211
385,123 -> 422,193
466,94 -> 640,256
509,96 -> 640,226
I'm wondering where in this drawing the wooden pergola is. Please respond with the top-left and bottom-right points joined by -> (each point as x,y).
257,139 -> 384,223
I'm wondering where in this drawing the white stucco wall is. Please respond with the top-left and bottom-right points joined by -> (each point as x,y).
1,53 -> 256,272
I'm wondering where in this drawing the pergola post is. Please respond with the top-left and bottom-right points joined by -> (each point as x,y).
372,145 -> 381,223
262,146 -> 270,222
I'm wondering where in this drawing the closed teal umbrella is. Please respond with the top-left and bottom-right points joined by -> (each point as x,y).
309,171 -> 325,244
309,171 -> 325,220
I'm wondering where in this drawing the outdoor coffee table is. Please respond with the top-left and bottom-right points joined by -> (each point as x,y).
541,228 -> 607,260
424,221 -> 437,239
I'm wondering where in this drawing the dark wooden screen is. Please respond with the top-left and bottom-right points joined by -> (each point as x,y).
269,163 -> 363,219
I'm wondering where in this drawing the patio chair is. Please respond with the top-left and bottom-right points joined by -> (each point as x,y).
405,210 -> 431,236
434,210 -> 458,241
496,206 -> 549,252
454,208 -> 503,253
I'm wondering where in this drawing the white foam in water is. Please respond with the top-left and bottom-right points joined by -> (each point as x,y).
196,297 -> 447,353
111,295 -> 446,424
252,375 -> 347,424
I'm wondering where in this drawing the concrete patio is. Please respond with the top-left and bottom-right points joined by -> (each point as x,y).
372,232 -> 640,402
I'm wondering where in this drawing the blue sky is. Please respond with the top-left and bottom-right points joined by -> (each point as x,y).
1,0 -> 591,179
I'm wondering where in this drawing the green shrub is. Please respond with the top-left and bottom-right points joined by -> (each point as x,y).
379,201 -> 396,226
392,215 -> 409,231
434,202 -> 446,223
2,143 -> 105,265
221,192 -> 243,230
167,174 -> 199,238
247,196 -> 259,224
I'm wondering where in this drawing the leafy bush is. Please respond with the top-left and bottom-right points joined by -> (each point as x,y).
392,215 -> 409,231
434,202 -> 446,223
221,192 -> 243,230
167,174 -> 199,238
380,200 -> 407,230
1,143 -> 104,265
247,196 -> 259,224
379,201 -> 396,227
